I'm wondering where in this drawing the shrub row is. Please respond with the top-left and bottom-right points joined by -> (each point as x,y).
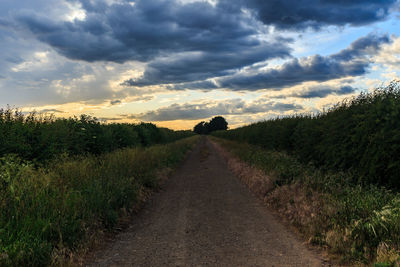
0,136 -> 199,266
213,137 -> 400,265
213,81 -> 400,189
0,110 -> 194,164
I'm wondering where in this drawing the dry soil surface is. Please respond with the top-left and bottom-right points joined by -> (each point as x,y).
85,137 -> 328,266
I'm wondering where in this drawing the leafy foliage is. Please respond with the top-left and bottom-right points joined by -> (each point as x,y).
213,81 -> 400,189
0,110 -> 194,164
0,136 -> 199,266
213,137 -> 400,265
193,116 -> 228,134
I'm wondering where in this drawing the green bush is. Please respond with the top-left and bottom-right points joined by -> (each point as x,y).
213,137 -> 400,264
0,136 -> 199,266
0,110 -> 194,164
347,196 -> 400,263
213,81 -> 400,189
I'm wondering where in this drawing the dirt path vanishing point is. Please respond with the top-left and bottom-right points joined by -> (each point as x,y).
85,137 -> 329,266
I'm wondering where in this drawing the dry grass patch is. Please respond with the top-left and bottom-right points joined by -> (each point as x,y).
211,140 -> 275,198
266,183 -> 336,242
210,136 -> 400,266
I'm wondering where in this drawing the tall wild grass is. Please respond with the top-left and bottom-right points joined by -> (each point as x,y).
213,137 -> 400,265
0,136 -> 199,266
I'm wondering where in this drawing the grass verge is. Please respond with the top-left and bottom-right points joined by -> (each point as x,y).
211,137 -> 400,266
0,135 -> 199,266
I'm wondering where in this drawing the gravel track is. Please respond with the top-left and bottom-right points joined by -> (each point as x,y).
85,137 -> 328,266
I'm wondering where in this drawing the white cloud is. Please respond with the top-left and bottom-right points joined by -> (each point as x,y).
64,1 -> 87,22
375,35 -> 400,69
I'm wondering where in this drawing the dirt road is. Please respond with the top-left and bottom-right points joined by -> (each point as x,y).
85,137 -> 327,266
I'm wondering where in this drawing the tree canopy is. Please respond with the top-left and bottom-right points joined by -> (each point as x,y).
193,116 -> 228,134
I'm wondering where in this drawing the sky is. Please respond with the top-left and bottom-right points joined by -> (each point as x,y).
0,0 -> 399,130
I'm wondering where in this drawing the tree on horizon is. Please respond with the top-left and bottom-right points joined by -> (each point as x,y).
193,116 -> 228,134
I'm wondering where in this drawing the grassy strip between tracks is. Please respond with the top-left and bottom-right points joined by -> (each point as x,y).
211,137 -> 400,266
0,135 -> 199,266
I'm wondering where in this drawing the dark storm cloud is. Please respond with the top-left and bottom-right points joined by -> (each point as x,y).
294,85 -> 355,98
332,34 -> 390,60
2,0 -> 397,109
10,0 -> 396,64
122,44 -> 290,86
127,36 -> 383,89
9,0 -> 397,91
285,85 -> 356,98
14,0 -> 277,63
128,99 -> 303,121
232,0 -> 398,30
12,0 -> 293,86
172,33 -> 389,91
217,56 -> 366,90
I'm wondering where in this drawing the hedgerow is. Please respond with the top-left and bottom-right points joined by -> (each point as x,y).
0,136 -> 199,266
213,81 -> 400,189
0,110 -> 194,164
